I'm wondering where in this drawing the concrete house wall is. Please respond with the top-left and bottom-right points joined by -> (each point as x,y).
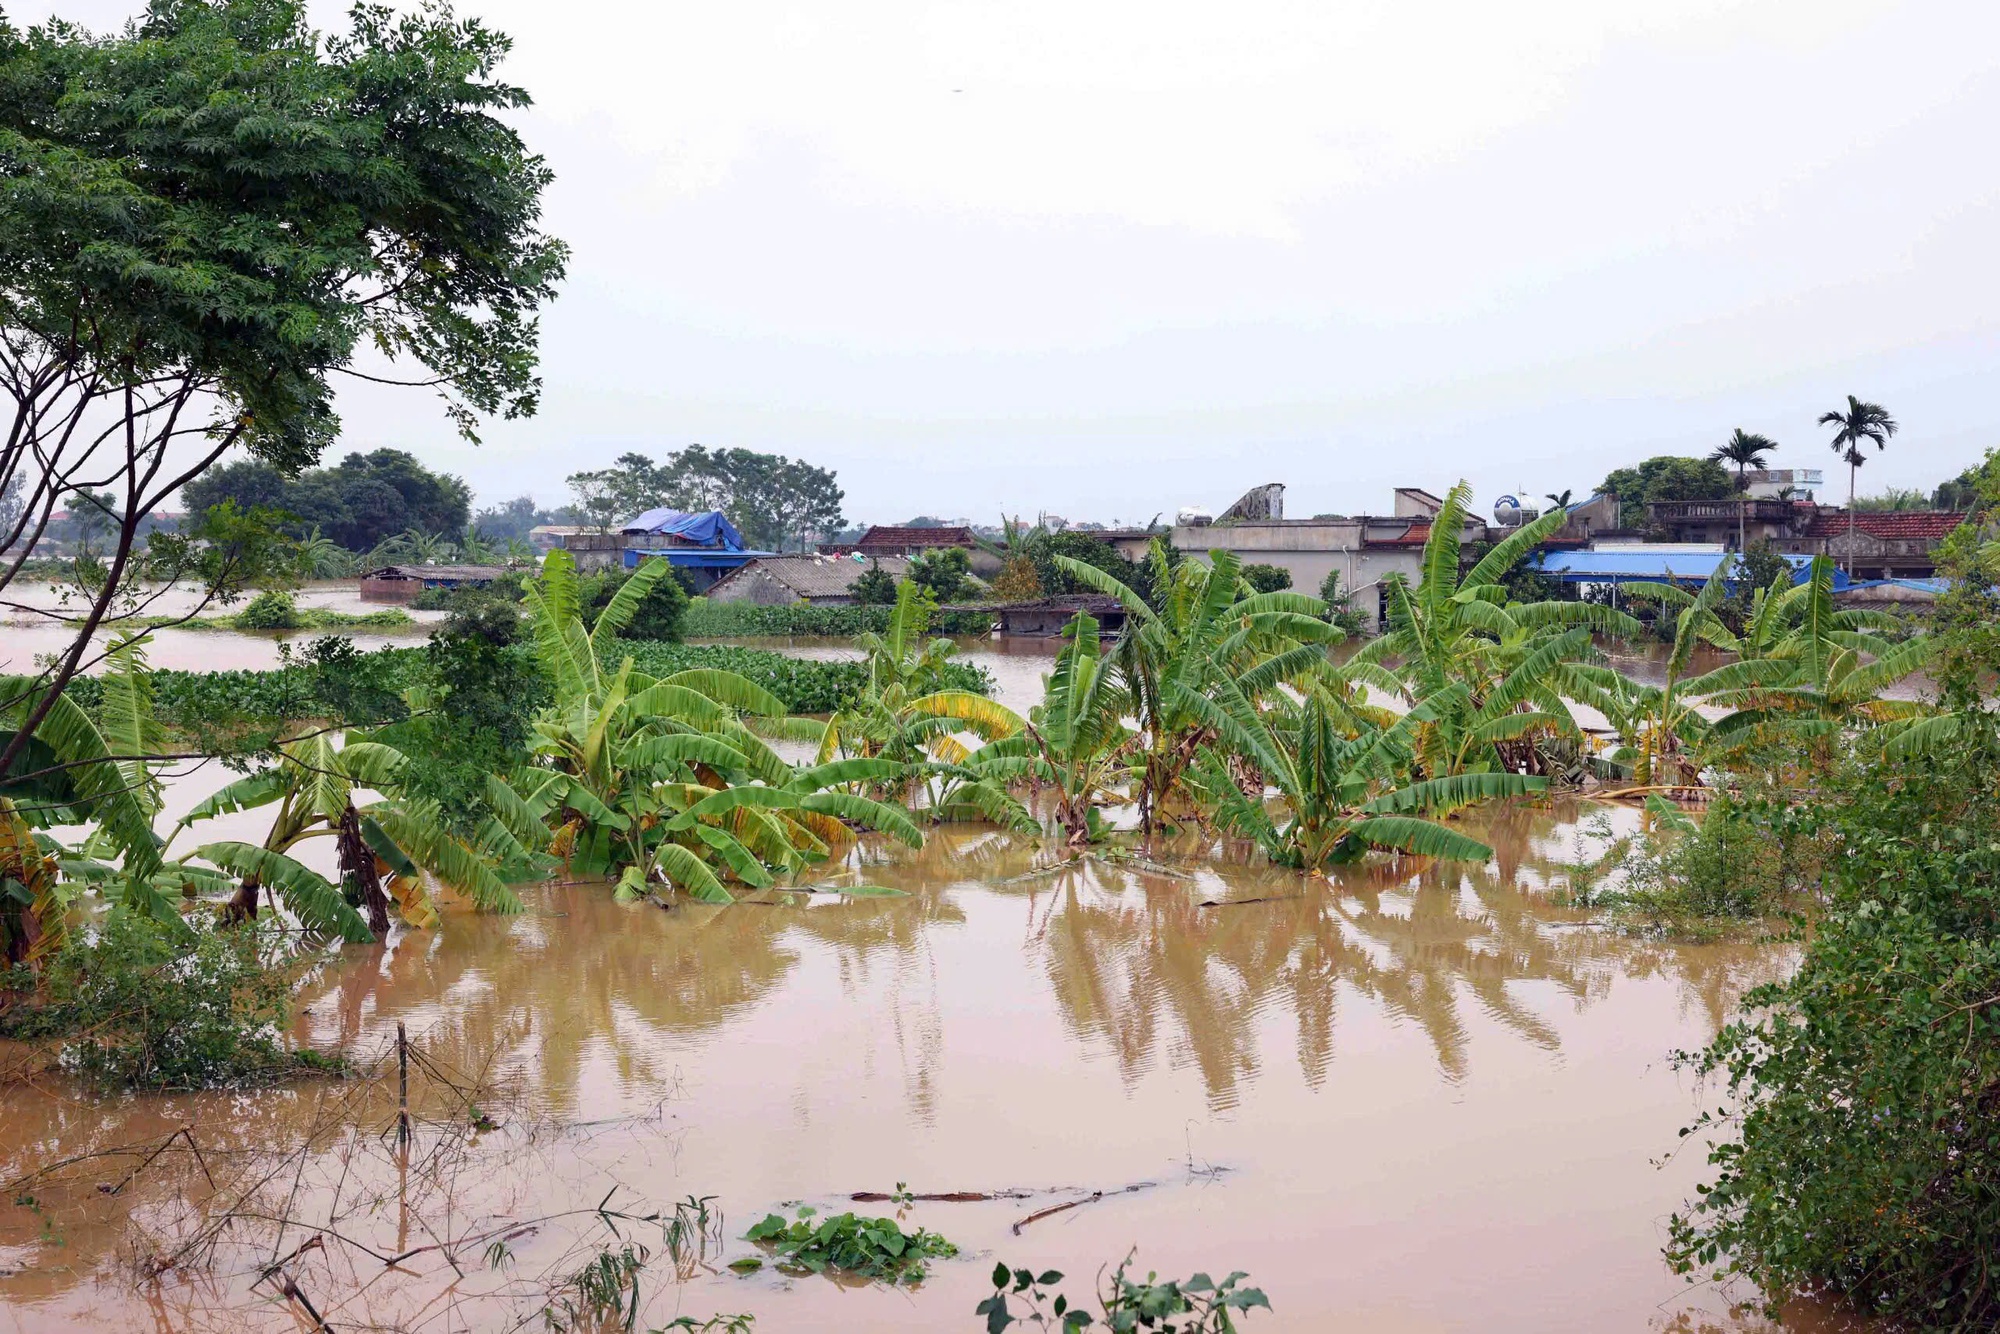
1170,518 -> 1426,631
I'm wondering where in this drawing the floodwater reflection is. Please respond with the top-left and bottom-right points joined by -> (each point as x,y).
2,804 -> 1813,1333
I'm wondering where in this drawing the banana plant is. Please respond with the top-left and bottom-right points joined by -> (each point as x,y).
1601,558 -> 1744,788
1053,541 -> 1345,833
975,612 -> 1135,846
813,582 -> 1031,826
1616,556 -> 1935,783
1344,481 -> 1639,779
1,651 -> 167,930
168,731 -> 529,942
523,549 -> 927,902
1187,674 -> 1544,870
1,797 -> 64,969
1699,557 -> 1936,761
300,528 -> 357,578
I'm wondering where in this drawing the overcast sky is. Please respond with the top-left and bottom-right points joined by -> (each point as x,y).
33,0 -> 2000,524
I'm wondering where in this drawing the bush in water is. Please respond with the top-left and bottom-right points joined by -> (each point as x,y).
1,915 -> 327,1091
234,589 -> 301,630
743,1206 -> 957,1285
1666,716 -> 2000,1328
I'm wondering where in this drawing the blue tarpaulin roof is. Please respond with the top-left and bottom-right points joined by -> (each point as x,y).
1528,549 -> 1850,588
620,508 -> 747,548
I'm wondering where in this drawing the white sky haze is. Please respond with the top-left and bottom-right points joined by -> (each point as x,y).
31,0 -> 2000,522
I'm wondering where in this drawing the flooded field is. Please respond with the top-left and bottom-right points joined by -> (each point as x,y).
0,801 -> 1843,1333
0,613 -> 1880,1332
1,579 -> 440,675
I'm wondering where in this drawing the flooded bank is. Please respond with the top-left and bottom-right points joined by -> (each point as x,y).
0,803 -> 1840,1332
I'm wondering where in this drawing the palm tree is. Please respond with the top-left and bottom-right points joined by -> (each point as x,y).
1710,429 -> 1776,484
1818,397 -> 1897,574
1709,429 -> 1779,552
986,514 -> 1045,601
1544,489 -> 1574,511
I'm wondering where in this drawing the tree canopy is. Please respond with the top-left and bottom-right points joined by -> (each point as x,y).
566,446 -> 845,550
1597,456 -> 1736,528
184,450 -> 471,552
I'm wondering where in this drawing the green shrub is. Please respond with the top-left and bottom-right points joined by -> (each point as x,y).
1563,794 -> 1831,929
573,564 -> 689,642
617,641 -> 989,713
1,915 -> 323,1091
850,564 -> 899,606
681,599 -> 994,638
1317,570 -> 1368,636
908,546 -> 973,602
235,589 -> 301,629
1666,721 -> 2000,1328
1240,563 -> 1291,594
411,575 -> 525,612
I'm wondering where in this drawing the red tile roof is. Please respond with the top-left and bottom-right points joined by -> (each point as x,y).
856,525 -> 977,548
1803,510 -> 1966,541
1367,520 -> 1431,547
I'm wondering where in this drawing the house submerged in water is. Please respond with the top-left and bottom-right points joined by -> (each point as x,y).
620,508 -> 774,590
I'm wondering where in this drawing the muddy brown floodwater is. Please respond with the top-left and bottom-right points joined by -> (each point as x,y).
0,801 -> 1872,1334
0,619 -> 1886,1331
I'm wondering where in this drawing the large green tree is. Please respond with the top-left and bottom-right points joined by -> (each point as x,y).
184,449 -> 471,552
0,0 -> 564,783
1598,455 -> 1736,529
566,445 -> 846,550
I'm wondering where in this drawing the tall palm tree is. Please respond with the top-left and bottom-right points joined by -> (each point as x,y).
1544,489 -> 1574,511
1710,430 -> 1778,552
1818,397 -> 1897,574
1710,429 -> 1776,484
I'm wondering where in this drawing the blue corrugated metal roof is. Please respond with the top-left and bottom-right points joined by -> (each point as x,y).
1841,576 -> 1947,594
620,508 -> 747,548
1529,549 -> 1836,586
623,547 -> 775,570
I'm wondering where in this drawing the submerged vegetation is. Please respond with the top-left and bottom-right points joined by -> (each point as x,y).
0,914 -> 324,1091
2,436 -> 1995,1331
979,1256 -> 1271,1333
743,1206 -> 958,1285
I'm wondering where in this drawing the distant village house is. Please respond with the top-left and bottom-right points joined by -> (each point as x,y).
706,555 -> 912,606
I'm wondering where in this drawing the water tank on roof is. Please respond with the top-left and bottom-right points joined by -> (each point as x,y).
1492,494 -> 1540,527
1176,506 -> 1213,527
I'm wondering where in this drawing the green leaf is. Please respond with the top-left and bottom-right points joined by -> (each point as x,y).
192,840 -> 373,943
